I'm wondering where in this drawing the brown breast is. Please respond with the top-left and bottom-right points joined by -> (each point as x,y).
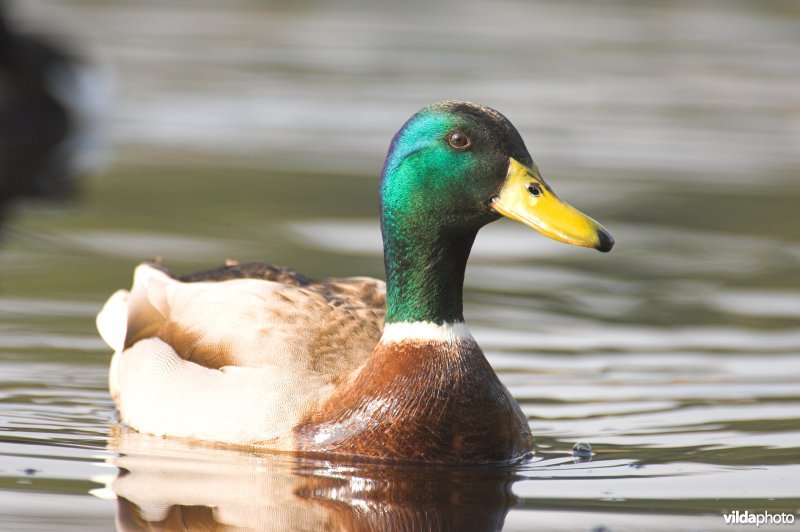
293,339 -> 533,463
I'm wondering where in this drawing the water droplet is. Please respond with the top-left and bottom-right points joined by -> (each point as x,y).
572,442 -> 593,462
572,442 -> 592,457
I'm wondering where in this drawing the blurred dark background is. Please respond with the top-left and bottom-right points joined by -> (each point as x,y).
0,0 -> 108,226
1,0 -> 797,291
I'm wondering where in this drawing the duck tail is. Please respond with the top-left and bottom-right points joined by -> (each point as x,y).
122,263 -> 173,348
96,289 -> 129,353
96,262 -> 174,353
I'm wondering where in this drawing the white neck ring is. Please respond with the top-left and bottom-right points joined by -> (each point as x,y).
380,321 -> 474,344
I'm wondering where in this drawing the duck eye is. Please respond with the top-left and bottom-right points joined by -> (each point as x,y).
446,131 -> 471,150
526,184 -> 542,197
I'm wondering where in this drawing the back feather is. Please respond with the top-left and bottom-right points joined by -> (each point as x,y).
101,262 -> 386,375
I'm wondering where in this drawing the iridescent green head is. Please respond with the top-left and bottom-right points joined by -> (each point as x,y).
379,101 -> 613,325
381,101 -> 533,231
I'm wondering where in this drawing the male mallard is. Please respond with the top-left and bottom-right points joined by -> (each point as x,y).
97,101 -> 613,463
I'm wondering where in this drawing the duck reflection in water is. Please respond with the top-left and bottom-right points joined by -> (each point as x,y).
103,428 -> 519,531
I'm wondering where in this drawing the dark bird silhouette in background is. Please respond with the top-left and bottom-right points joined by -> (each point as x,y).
0,2 -> 107,228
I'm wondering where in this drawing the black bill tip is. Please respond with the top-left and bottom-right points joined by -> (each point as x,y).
597,229 -> 615,253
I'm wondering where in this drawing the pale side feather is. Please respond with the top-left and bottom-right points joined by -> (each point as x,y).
113,338 -> 336,444
101,263 -> 384,442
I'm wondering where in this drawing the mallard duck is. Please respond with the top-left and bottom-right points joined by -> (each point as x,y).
97,101 -> 613,463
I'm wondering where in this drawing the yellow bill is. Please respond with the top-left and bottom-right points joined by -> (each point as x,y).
492,158 -> 614,252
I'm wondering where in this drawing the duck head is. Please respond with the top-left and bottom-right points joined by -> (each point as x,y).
379,100 -> 613,324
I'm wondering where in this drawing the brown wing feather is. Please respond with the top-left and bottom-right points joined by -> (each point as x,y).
125,261 -> 386,376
